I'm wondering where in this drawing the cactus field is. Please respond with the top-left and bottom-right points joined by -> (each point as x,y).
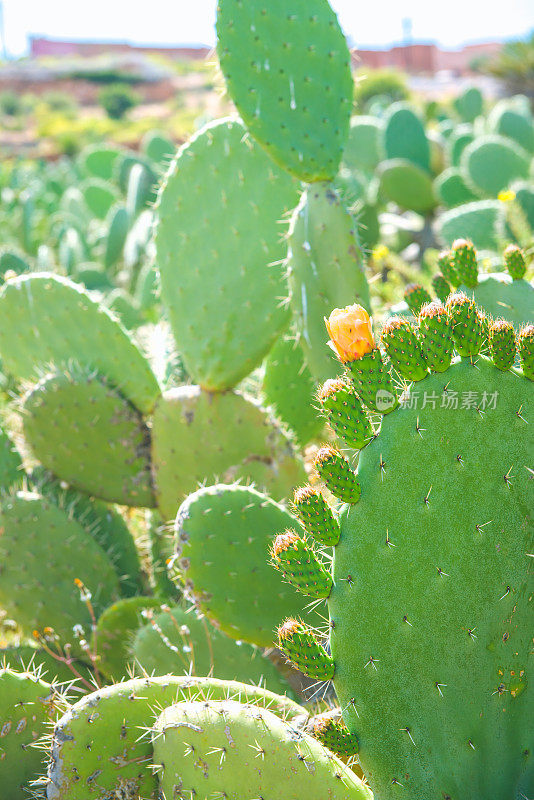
0,1 -> 532,799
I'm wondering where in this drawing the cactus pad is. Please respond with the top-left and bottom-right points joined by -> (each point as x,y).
216,0 -> 353,182
462,134 -> 530,197
153,699 -> 371,799
383,103 -> 430,171
378,158 -> 436,213
0,273 -> 159,414
152,385 -> 305,519
174,483 -> 317,647
22,366 -> 154,507
156,118 -> 298,390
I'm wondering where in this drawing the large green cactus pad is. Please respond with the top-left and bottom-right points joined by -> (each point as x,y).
153,699 -> 371,799
378,158 -> 436,213
47,676 -> 305,800
216,0 -> 353,182
330,357 -> 533,799
383,102 -> 430,171
436,200 -> 503,251
174,483 -> 318,647
288,182 -> 370,383
462,134 -> 530,197
0,273 -> 159,414
22,367 -> 155,507
132,603 -> 293,694
152,385 -> 305,519
156,118 -> 298,390
0,492 -> 120,647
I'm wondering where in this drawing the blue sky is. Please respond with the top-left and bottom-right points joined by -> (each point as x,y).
2,0 -> 532,57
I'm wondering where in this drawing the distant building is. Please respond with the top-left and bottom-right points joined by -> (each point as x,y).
29,36 -> 210,61
352,41 -> 502,75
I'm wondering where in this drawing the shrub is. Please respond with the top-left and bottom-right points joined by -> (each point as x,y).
354,68 -> 410,110
98,84 -> 140,120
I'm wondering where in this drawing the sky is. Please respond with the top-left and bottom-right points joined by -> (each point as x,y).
1,0 -> 532,58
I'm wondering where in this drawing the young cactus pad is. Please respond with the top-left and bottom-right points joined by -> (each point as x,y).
155,117 -> 298,391
288,182 -> 370,383
131,603 -> 293,695
0,273 -> 159,414
22,366 -> 154,507
216,0 -> 353,182
173,484 -> 318,648
294,304 -> 533,799
152,699 -> 372,800
47,676 -> 305,799
152,385 -> 305,519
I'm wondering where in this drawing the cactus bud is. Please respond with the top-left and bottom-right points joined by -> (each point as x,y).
431,272 -> 451,303
418,302 -> 454,373
271,530 -> 332,598
404,283 -> 432,315
380,318 -> 428,382
489,320 -> 516,371
293,486 -> 340,546
452,239 -> 478,288
317,378 -> 374,449
277,618 -> 334,680
503,244 -> 526,281
437,249 -> 458,287
446,293 -> 484,357
518,324 -> 534,380
314,446 -> 361,504
308,709 -> 359,760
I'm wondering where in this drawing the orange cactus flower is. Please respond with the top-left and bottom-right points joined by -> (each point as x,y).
325,304 -> 375,363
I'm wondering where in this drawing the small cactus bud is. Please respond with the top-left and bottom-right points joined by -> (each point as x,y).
518,324 -> 534,380
503,244 -> 526,281
271,530 -> 332,598
452,239 -> 478,288
418,302 -> 454,373
380,318 -> 428,382
489,320 -> 517,371
314,446 -> 361,504
317,378 -> 374,449
446,293 -> 484,357
431,272 -> 451,303
277,618 -> 334,680
346,349 -> 398,415
325,305 -> 375,364
404,283 -> 432,315
308,709 -> 359,760
437,249 -> 458,287
293,486 -> 340,546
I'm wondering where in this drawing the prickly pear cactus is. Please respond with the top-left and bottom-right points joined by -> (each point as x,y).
22,365 -> 154,507
0,273 -> 159,414
152,699 -> 371,799
287,182 -> 370,382
47,676 -> 305,799
155,117 -> 298,391
216,0 -> 353,182
0,667 -> 65,799
152,385 -> 305,518
93,596 -> 162,680
277,300 -> 533,800
173,483 -> 318,647
131,603 -> 294,694
0,492 -> 120,648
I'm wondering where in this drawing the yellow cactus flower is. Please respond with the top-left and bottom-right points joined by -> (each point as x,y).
498,189 -> 516,203
372,244 -> 389,261
325,304 -> 375,363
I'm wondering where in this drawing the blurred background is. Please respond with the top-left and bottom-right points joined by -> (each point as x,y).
0,0 -> 531,158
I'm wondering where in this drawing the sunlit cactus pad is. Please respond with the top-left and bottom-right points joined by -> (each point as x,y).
174,483 -> 316,647
156,118 -> 298,391
152,385 -> 305,518
153,698 -> 371,799
216,0 -> 353,182
0,273 -> 159,414
22,366 -> 155,507
47,676 -> 305,799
